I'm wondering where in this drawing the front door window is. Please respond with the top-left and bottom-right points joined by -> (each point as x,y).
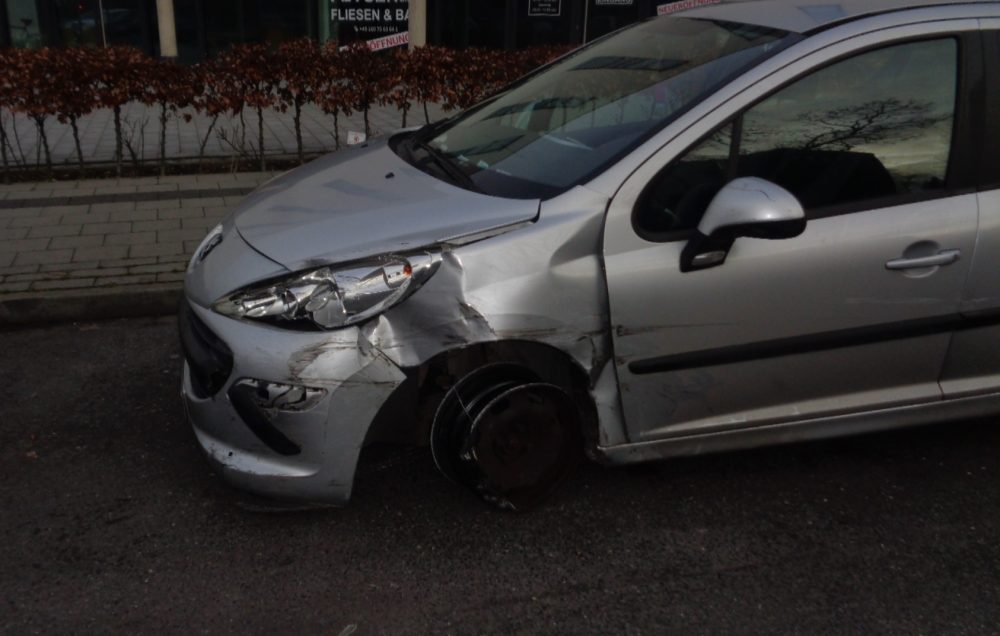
739,38 -> 957,211
636,38 -> 960,237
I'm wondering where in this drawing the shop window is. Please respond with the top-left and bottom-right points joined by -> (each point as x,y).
173,0 -> 201,63
6,0 -> 44,48
258,0 -> 313,45
203,0 -> 247,57
100,0 -> 149,49
516,0 -> 578,48
429,0 -> 506,49
51,0 -> 100,47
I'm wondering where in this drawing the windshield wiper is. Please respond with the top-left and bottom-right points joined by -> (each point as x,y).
411,138 -> 483,193
414,113 -> 459,143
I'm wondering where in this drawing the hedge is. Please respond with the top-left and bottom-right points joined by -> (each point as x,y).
0,41 -> 574,182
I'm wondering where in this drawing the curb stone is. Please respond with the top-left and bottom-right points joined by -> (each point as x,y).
0,284 -> 182,328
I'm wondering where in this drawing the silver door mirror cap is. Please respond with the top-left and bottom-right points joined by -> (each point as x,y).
697,177 -> 805,238
680,177 -> 806,273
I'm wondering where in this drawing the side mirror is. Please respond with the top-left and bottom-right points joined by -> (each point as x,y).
680,177 -> 806,272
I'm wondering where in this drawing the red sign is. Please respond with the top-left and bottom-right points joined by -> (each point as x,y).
365,31 -> 409,51
657,0 -> 722,16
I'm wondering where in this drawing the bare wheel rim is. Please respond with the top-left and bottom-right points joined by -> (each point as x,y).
468,382 -> 582,511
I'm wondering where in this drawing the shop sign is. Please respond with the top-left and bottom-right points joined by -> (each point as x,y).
331,0 -> 409,48
366,31 -> 410,51
657,0 -> 721,15
595,0 -> 635,5
528,0 -> 562,17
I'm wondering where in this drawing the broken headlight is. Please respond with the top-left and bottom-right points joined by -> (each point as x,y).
212,251 -> 441,329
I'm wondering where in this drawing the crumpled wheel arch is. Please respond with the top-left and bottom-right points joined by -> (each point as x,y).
362,339 -> 601,455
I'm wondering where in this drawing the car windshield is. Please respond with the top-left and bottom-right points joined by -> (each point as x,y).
409,18 -> 800,199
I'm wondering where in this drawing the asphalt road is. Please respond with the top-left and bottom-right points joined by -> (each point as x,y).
2,317 -> 999,635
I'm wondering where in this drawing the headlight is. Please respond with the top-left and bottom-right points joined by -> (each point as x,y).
212,251 -> 441,329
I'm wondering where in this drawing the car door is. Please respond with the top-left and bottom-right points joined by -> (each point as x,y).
941,24 -> 1000,397
603,27 -> 983,444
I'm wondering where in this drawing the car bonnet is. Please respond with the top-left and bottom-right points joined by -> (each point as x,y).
233,139 -> 541,272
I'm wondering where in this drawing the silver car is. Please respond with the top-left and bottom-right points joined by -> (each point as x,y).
181,0 -> 1000,509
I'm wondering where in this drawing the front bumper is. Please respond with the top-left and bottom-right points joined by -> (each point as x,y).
180,300 -> 407,504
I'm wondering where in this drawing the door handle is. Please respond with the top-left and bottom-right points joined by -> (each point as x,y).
885,249 -> 961,271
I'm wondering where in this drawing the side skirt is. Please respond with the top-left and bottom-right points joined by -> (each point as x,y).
596,391 -> 1000,465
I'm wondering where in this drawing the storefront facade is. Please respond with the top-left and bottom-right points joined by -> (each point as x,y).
1,0 -> 690,59
427,0 -> 668,50
172,0 -> 321,62
0,0 -> 376,59
1,0 -> 159,51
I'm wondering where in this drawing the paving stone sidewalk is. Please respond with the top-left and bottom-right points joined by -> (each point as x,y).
0,99 -> 452,320
0,171 -> 277,299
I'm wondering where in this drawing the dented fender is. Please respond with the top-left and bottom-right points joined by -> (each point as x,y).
360,185 -> 630,448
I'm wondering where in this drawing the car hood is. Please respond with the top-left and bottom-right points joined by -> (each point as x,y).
233,139 -> 540,272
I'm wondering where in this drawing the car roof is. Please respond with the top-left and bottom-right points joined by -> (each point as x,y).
679,0 -> 999,34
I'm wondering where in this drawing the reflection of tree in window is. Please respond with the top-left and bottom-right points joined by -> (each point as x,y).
638,125 -> 733,234
790,99 -> 945,153
739,39 -> 956,209
636,38 -> 958,236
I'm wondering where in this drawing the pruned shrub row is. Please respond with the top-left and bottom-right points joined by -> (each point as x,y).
0,41 -> 574,180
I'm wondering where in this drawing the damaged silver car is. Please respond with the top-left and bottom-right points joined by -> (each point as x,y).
182,0 -> 1000,509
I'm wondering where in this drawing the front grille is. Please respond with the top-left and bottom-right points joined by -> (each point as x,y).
179,301 -> 233,398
